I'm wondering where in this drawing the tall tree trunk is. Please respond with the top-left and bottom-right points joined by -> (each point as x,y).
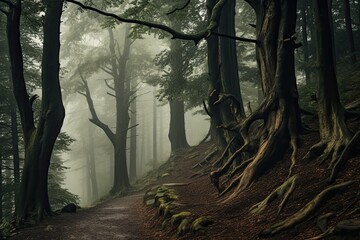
6,0 -> 65,222
129,78 -> 137,182
206,0 -> 228,150
87,126 -> 98,200
10,95 -> 20,214
167,21 -> 189,152
219,0 -> 245,117
168,99 -> 189,152
305,0 -> 351,163
0,155 -> 3,221
344,0 -> 357,63
153,88 -> 157,166
299,0 -> 310,84
211,0 -> 301,199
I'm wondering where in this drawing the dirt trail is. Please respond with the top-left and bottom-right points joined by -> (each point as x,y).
12,193 -> 153,240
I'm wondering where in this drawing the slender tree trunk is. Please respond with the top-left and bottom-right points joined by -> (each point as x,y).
87,126 -> 98,200
153,88 -> 157,166
344,0 -> 357,63
0,155 -> 3,221
8,79 -> 20,215
129,79 -> 137,182
299,0 -> 310,84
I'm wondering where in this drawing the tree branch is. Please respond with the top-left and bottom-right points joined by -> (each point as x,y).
166,0 -> 191,15
77,69 -> 115,143
212,32 -> 258,44
66,0 -> 228,45
104,79 -> 115,91
100,66 -> 114,76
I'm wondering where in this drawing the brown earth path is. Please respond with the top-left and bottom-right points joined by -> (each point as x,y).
12,193 -> 154,240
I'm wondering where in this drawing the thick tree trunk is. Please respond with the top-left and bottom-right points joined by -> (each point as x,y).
168,99 -> 189,152
219,0 -> 245,117
167,21 -> 189,152
212,0 -> 301,199
305,0 -> 351,164
206,0 -> 227,150
6,0 -> 65,222
344,0 -> 357,63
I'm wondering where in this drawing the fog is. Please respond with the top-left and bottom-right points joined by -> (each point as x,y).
58,11 -> 210,205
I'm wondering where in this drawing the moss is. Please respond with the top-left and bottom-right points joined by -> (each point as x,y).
171,212 -> 191,226
177,218 -> 190,236
190,216 -> 214,234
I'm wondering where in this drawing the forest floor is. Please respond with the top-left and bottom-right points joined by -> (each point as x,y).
10,65 -> 360,239
10,127 -> 360,239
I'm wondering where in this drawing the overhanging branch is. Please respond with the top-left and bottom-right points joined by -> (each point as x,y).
66,0 -> 232,45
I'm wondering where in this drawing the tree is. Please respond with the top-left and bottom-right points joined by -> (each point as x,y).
344,0 -> 357,63
2,0 -> 65,222
78,26 -> 133,193
304,0 -> 352,181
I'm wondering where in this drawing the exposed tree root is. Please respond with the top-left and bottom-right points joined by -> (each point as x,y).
259,180 -> 356,237
316,212 -> 335,233
224,157 -> 254,185
250,175 -> 297,214
210,143 -> 248,192
192,148 -> 218,169
308,219 -> 360,240
328,130 -> 360,183
212,137 -> 236,168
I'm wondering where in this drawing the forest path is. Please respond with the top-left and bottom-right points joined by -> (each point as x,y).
12,193 -> 153,240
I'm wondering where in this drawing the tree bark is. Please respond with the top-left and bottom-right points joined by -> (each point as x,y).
129,78 -> 137,182
305,0 -> 351,164
206,0 -> 227,150
168,99 -> 189,152
212,0 -> 301,199
153,88 -> 157,166
167,20 -> 189,152
87,126 -> 98,201
6,0 -> 65,222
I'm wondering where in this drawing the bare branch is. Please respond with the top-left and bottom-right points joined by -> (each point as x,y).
107,92 -> 117,98
212,32 -> 258,44
104,79 -> 115,91
77,68 -> 115,143
66,0 -> 228,45
100,66 -> 114,76
166,0 -> 191,15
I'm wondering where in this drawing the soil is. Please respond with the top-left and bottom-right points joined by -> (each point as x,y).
10,119 -> 360,240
